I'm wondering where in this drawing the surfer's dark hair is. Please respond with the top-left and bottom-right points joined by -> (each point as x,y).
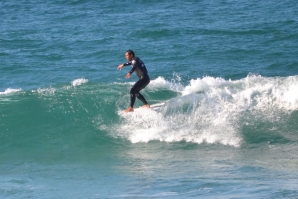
126,50 -> 135,57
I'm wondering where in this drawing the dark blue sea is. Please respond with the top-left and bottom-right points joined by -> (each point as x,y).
1,0 -> 298,198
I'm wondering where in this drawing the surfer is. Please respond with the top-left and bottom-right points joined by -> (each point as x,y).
118,50 -> 150,112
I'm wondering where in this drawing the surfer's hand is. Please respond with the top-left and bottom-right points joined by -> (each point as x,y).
118,64 -> 124,70
125,73 -> 131,79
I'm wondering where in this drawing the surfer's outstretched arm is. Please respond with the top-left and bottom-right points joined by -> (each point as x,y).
118,61 -> 132,70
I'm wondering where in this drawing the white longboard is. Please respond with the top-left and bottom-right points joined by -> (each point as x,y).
135,102 -> 166,111
149,102 -> 166,111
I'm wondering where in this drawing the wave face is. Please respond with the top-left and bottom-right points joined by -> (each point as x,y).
1,75 -> 298,162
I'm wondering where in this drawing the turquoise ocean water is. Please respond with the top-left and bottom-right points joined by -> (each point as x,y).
1,0 -> 298,198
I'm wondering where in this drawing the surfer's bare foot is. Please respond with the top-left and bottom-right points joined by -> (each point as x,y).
141,104 -> 150,109
124,107 -> 134,112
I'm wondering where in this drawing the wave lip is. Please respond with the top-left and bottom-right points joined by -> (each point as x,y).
71,78 -> 88,87
149,76 -> 184,92
0,88 -> 22,95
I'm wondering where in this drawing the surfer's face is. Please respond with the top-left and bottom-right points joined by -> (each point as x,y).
125,52 -> 133,61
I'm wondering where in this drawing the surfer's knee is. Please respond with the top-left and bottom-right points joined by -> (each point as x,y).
130,87 -> 140,96
130,88 -> 136,95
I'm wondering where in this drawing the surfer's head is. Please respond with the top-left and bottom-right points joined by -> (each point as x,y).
125,50 -> 135,61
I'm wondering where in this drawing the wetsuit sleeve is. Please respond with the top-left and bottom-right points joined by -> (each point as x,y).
123,61 -> 134,74
123,61 -> 135,74
129,66 -> 136,74
123,62 -> 135,74
128,60 -> 138,74
123,61 -> 131,66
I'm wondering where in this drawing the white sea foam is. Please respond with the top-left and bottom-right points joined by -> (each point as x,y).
0,88 -> 22,95
36,87 -> 56,95
148,76 -> 184,92
114,75 -> 298,147
71,78 -> 88,87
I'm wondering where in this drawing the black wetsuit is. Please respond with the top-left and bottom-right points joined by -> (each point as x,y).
123,57 -> 150,108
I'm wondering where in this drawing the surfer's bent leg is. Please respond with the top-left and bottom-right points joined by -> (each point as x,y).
129,75 -> 150,108
135,92 -> 148,105
129,90 -> 137,108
